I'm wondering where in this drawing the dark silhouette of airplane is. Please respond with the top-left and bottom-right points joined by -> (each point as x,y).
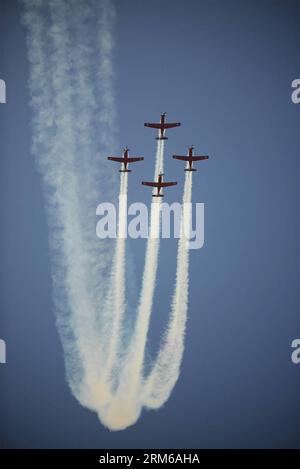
142,173 -> 177,197
144,112 -> 181,140
173,145 -> 209,171
107,147 -> 144,172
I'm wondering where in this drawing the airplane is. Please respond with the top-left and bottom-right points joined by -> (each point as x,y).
142,172 -> 177,197
107,147 -> 144,172
144,112 -> 181,140
172,145 -> 209,171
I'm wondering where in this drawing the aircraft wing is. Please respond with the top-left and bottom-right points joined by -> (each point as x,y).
160,182 -> 177,187
107,157 -> 124,163
127,157 -> 144,163
163,123 -> 181,129
191,155 -> 209,161
144,123 -> 161,129
173,155 -> 209,161
173,155 -> 189,161
142,181 -> 158,187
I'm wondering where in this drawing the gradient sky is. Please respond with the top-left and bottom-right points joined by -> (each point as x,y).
0,0 -> 299,448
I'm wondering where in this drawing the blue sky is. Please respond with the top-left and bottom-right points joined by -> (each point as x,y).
0,0 -> 299,448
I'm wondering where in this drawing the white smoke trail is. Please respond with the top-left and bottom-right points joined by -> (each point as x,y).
102,171 -> 128,390
99,198 -> 161,430
99,139 -> 165,430
143,171 -> 193,408
153,139 -> 164,181
103,164 -> 192,431
116,138 -> 165,393
22,0 -> 193,432
124,197 -> 161,389
22,0 -> 117,412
